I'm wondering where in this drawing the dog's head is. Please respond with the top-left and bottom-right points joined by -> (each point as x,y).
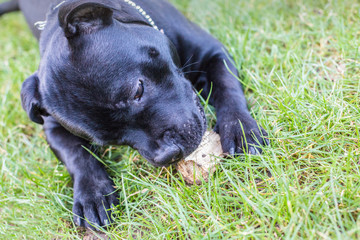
21,0 -> 206,166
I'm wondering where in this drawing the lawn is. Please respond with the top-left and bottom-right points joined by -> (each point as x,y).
1,0 -> 360,239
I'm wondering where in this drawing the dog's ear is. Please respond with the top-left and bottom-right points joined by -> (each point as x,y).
21,72 -> 48,124
58,0 -> 117,38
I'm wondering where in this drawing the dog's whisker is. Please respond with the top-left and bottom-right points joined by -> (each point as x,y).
181,54 -> 194,70
181,61 -> 202,72
183,70 -> 207,74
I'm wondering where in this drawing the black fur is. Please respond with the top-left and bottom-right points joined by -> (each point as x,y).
1,0 -> 269,229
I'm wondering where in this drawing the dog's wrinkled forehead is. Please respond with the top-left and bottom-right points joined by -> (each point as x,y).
73,24 -> 173,66
49,25 -> 176,96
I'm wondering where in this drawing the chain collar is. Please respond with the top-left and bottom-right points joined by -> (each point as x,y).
35,0 -> 163,33
34,1 -> 66,30
123,0 -> 163,33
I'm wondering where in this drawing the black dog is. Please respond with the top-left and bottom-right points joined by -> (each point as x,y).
1,0 -> 268,229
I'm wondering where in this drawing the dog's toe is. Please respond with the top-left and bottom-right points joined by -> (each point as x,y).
83,204 -> 102,229
97,200 -> 114,227
73,202 -> 85,227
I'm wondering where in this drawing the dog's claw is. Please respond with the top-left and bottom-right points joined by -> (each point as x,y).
249,146 -> 259,155
229,147 -> 235,156
73,206 -> 84,227
83,204 -> 101,229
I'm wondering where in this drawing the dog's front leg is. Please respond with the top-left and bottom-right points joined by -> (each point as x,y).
43,116 -> 118,229
201,55 -> 269,155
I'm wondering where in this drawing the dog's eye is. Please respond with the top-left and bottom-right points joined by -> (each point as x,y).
134,80 -> 144,100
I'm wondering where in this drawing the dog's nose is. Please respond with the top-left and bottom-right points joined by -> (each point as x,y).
153,144 -> 181,165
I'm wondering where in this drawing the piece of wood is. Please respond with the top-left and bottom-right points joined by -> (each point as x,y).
175,131 -> 223,185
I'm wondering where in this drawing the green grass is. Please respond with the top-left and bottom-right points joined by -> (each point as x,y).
1,0 -> 360,239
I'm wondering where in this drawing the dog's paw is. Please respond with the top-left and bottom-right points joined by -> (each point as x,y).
215,113 -> 269,155
72,176 -> 119,230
